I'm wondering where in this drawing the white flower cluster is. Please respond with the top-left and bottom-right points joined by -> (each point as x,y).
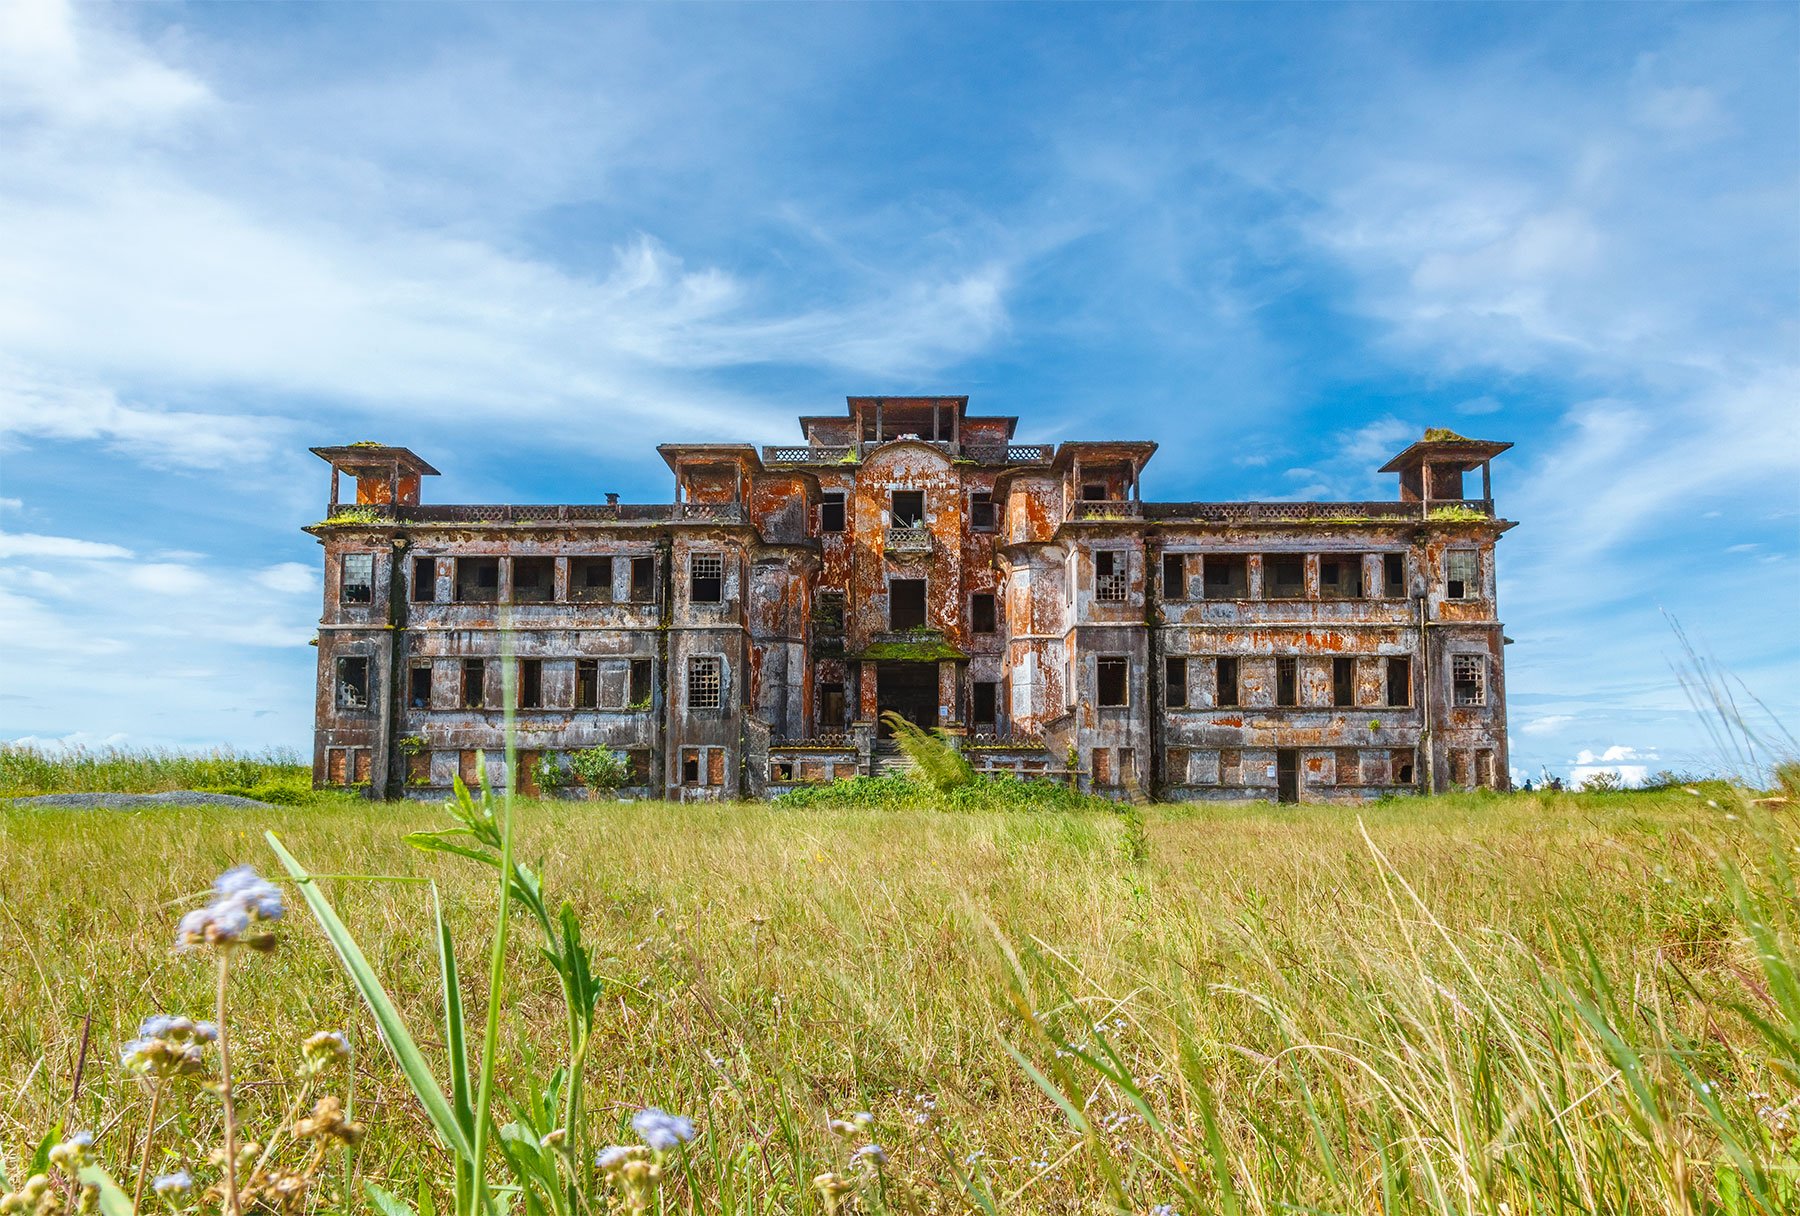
594,1107 -> 698,1214
177,866 -> 285,951
120,1014 -> 218,1078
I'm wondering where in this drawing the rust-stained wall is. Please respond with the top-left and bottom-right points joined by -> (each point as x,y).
308,403 -> 1514,803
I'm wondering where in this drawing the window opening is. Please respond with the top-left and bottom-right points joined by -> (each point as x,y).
1267,556 -> 1305,599
1081,483 -> 1106,501
1095,551 -> 1127,602
891,490 -> 925,527
629,555 -> 656,602
629,658 -> 653,706
1386,657 -> 1411,708
576,659 -> 598,709
407,750 -> 431,785
689,553 -> 724,603
1446,550 -> 1479,599
335,656 -> 370,711
1162,553 -> 1187,600
820,492 -> 845,533
1392,749 -> 1417,785
410,556 -> 436,603
1216,656 -> 1240,707
1203,554 -> 1248,598
408,664 -> 432,709
1332,657 -> 1355,707
1276,656 -> 1298,706
1320,556 -> 1363,599
456,558 -> 500,603
518,658 -> 543,709
1383,553 -> 1406,598
970,492 -> 995,531
1166,656 -> 1188,708
512,557 -> 553,603
972,680 -> 998,727
820,682 -> 846,727
814,591 -> 845,635
681,749 -> 700,784
571,556 -> 613,602
889,579 -> 926,630
461,658 -> 485,709
1452,654 -> 1486,706
341,554 -> 373,604
1167,747 -> 1189,784
688,656 -> 722,711
1097,657 -> 1128,707
971,593 -> 997,634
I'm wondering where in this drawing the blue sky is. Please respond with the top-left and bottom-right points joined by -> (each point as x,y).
1,0 -> 1795,783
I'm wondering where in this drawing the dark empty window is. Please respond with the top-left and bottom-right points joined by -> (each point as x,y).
630,658 -> 653,706
408,663 -> 432,709
461,659 -> 485,708
571,556 -> 613,602
1216,657 -> 1240,707
1386,657 -> 1411,707
1204,555 -> 1248,598
1081,483 -> 1106,501
972,680 -> 998,727
335,656 -> 370,710
1096,550 -> 1127,602
576,659 -> 598,709
891,490 -> 925,527
1097,657 -> 1128,707
970,492 -> 996,531
410,556 -> 436,603
1162,553 -> 1187,600
1333,657 -> 1355,707
1384,553 -> 1406,598
629,556 -> 656,602
1392,749 -> 1416,785
1276,657 -> 1298,706
814,591 -> 845,635
681,750 -> 700,783
689,553 -> 723,603
1447,550 -> 1479,599
820,683 -> 846,727
688,656 -> 722,710
456,558 -> 500,603
1320,557 -> 1363,599
1166,656 -> 1188,708
889,579 -> 926,630
820,492 -> 845,533
971,593 -> 997,634
341,554 -> 373,604
512,557 -> 553,603
518,658 -> 542,709
1267,556 -> 1305,599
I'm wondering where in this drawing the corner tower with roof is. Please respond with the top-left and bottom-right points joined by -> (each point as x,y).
306,402 -> 1515,801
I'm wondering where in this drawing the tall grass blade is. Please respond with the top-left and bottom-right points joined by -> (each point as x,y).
264,831 -> 475,1161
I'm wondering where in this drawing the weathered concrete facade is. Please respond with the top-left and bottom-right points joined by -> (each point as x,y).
308,399 -> 1515,802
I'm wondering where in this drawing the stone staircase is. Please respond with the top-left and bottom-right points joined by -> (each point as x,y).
870,741 -> 922,780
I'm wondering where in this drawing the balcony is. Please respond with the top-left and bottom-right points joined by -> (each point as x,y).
762,445 -> 855,465
1068,500 -> 1144,522
1142,499 -> 1495,524
673,501 -> 747,524
884,525 -> 933,555
314,502 -> 678,526
760,442 -> 1056,466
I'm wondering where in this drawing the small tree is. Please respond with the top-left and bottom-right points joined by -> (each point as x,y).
570,746 -> 629,797
1579,769 -> 1624,793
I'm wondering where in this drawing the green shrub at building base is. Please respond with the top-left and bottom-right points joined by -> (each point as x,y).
569,746 -> 628,796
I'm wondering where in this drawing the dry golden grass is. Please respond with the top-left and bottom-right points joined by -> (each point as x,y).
2,789 -> 1795,1213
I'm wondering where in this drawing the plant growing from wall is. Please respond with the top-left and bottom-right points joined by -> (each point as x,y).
570,746 -> 628,795
530,752 -> 568,793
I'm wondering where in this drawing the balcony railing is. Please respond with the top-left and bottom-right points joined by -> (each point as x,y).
760,442 -> 1056,466
673,501 -> 747,523
1143,499 -> 1495,524
885,525 -> 932,554
762,445 -> 856,464
1068,500 -> 1144,521
317,503 -> 677,525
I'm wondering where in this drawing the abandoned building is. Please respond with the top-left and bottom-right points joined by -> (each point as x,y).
308,397 -> 1514,802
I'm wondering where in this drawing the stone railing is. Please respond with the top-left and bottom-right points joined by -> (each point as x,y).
1068,500 -> 1144,521
762,445 -> 855,464
885,525 -> 932,554
674,501 -> 747,524
771,733 -> 855,749
964,443 -> 1055,465
965,732 -> 1047,750
1144,499 -> 1494,523
318,503 -> 677,525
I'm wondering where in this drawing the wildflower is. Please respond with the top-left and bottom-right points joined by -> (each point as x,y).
48,1131 -> 95,1173
812,1171 -> 855,1214
595,1145 -> 638,1172
151,1171 -> 194,1197
294,1095 -> 364,1145
630,1107 -> 696,1151
176,866 -> 283,951
298,1030 -> 351,1076
849,1143 -> 887,1169
1151,1206 -> 1177,1216
120,1036 -> 206,1078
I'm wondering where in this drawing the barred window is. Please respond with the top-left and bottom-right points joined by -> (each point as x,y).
1452,654 -> 1486,706
687,656 -> 722,710
1446,550 -> 1479,599
689,553 -> 723,603
1096,551 -> 1127,602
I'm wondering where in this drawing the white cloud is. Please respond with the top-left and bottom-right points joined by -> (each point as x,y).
0,530 -> 132,560
0,0 -> 210,130
1521,714 -> 1575,736
1454,396 -> 1503,416
255,562 -> 317,595
0,496 -> 22,512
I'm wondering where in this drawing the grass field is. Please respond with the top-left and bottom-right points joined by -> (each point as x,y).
2,760 -> 1797,1213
